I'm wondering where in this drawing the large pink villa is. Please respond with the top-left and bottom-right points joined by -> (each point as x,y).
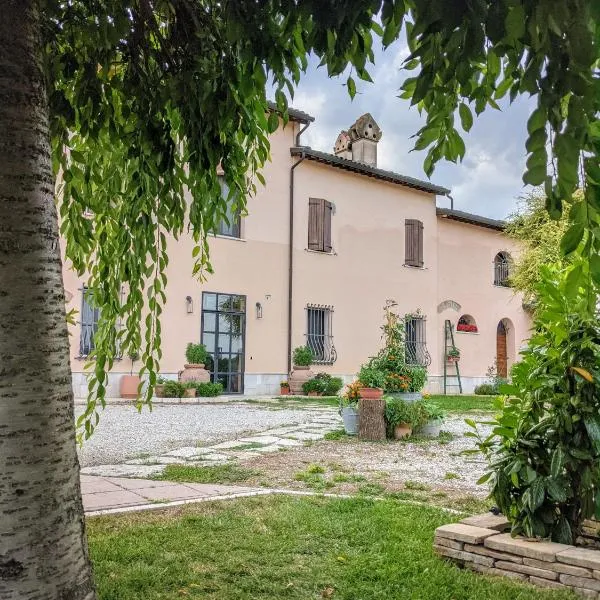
61,106 -> 531,396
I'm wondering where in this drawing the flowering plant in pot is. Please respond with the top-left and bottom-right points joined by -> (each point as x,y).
289,346 -> 314,394
414,400 -> 446,438
384,396 -> 420,439
447,346 -> 460,362
120,351 -> 141,399
339,382 -> 361,435
280,380 -> 290,395
180,343 -> 210,383
357,365 -> 386,399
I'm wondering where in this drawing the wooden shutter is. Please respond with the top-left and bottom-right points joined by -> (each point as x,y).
405,219 -> 424,267
323,201 -> 333,252
308,198 -> 325,251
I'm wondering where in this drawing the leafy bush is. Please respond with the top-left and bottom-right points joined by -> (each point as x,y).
404,365 -> 427,392
420,400 -> 446,421
187,381 -> 223,397
384,398 -> 424,435
302,378 -> 322,394
357,365 -> 386,389
293,346 -> 313,367
161,380 -> 187,397
468,264 -> 600,544
302,373 -> 344,396
185,343 -> 208,365
474,383 -> 496,395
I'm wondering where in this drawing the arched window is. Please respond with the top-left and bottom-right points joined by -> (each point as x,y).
457,314 -> 478,333
494,252 -> 511,287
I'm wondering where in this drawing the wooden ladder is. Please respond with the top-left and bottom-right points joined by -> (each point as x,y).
443,319 -> 463,395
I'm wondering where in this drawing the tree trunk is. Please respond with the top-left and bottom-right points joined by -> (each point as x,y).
358,398 -> 386,441
0,3 -> 96,598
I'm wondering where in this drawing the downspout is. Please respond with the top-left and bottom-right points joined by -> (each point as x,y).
288,150 -> 306,374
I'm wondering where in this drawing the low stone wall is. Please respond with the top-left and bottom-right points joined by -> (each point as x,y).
435,513 -> 600,598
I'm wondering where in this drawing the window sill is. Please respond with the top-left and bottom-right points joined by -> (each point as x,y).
455,331 -> 479,335
403,264 -> 426,270
213,234 -> 246,242
493,284 -> 511,289
305,248 -> 336,256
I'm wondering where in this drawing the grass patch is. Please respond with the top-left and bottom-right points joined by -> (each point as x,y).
332,473 -> 366,484
323,428 -> 349,441
88,495 -> 572,600
275,395 -> 340,406
444,472 -> 461,480
357,482 -> 386,496
226,442 -> 266,451
428,394 -> 498,413
156,463 -> 261,485
404,480 -> 431,491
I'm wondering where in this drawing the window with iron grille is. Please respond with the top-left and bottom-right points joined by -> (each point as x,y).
79,287 -> 100,356
217,176 -> 241,238
306,305 -> 337,364
308,198 -> 333,252
405,219 -> 424,267
405,315 -> 429,366
494,252 -> 511,286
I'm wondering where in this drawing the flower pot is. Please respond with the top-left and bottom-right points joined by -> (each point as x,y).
307,391 -> 320,397
394,423 -> 413,439
447,356 -> 460,363
289,365 -> 314,394
387,391 -> 422,403
341,406 -> 358,435
180,363 -> 210,383
183,388 -> 196,398
280,386 -> 290,396
119,374 -> 141,399
359,387 -> 384,400
154,384 -> 166,398
417,418 -> 443,438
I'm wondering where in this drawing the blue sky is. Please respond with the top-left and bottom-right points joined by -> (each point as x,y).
287,38 -> 536,220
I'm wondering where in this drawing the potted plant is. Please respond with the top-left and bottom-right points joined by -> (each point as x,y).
357,365 -> 386,399
155,376 -> 169,398
280,380 -> 290,395
384,397 -> 418,439
180,343 -> 210,383
447,346 -> 460,363
289,346 -> 314,394
302,378 -> 321,396
339,381 -> 361,435
415,401 -> 446,438
119,351 -> 141,399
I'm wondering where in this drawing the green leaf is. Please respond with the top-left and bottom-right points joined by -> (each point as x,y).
505,5 -> 526,40
523,165 -> 546,186
590,254 -> 600,287
584,415 -> 600,455
560,224 -> 584,255
527,108 -> 546,134
550,448 -> 565,478
267,111 -> 279,133
347,76 -> 356,99
530,478 -> 545,510
458,103 -> 473,132
545,478 -> 568,502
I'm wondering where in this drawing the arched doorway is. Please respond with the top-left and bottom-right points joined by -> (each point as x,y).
496,318 -> 515,378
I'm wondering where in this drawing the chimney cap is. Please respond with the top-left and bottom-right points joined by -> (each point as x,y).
348,113 -> 382,142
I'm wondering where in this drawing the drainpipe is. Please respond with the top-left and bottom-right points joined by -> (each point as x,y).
447,193 -> 454,210
288,151 -> 306,374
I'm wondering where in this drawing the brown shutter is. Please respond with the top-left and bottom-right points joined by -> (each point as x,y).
405,219 -> 423,267
308,198 -> 325,251
323,200 -> 333,252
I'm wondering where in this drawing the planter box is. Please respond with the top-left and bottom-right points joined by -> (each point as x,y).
434,513 -> 600,596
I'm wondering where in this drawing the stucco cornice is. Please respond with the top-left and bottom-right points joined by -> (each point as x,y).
290,146 -> 450,196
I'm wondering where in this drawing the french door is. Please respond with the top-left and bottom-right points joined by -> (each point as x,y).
201,292 -> 246,394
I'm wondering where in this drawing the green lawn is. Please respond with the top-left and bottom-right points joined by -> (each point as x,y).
88,496 -> 573,600
429,394 -> 498,413
155,463 -> 262,485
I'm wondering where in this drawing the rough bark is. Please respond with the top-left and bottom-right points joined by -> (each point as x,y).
358,399 -> 386,441
0,2 -> 96,598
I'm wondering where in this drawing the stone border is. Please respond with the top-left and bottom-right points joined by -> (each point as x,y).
435,514 -> 600,598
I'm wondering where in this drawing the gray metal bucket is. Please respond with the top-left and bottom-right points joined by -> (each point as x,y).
341,406 -> 358,435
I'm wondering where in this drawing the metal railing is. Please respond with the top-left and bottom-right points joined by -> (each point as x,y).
306,334 -> 337,365
494,256 -> 510,286
79,323 -> 97,357
405,340 -> 431,367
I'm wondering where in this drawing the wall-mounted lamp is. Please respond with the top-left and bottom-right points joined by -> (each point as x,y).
185,295 -> 194,314
255,302 -> 263,319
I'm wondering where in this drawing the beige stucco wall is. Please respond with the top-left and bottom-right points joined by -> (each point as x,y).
62,116 -> 532,396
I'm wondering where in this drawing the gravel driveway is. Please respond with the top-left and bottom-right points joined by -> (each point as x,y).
76,402 -> 323,466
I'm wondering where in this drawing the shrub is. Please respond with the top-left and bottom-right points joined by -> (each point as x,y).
302,373 -> 345,396
188,381 -> 223,397
302,378 -> 322,394
185,342 -> 208,365
420,400 -> 446,421
474,383 -> 496,395
404,365 -> 427,392
357,365 -> 386,389
292,346 -> 313,367
161,380 -> 186,397
384,397 -> 424,434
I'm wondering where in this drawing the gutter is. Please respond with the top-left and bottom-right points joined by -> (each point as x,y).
287,123 -> 310,374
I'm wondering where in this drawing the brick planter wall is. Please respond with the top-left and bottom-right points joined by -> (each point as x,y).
435,514 -> 600,598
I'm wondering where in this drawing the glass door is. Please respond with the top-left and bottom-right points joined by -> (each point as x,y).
201,292 -> 246,394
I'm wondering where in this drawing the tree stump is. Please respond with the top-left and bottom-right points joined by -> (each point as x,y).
358,398 -> 386,441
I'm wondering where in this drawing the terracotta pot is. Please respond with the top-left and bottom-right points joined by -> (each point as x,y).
394,423 -> 413,439
447,356 -> 460,363
120,375 -> 141,399
180,363 -> 210,383
183,388 -> 196,398
280,386 -> 290,396
154,384 -> 166,398
359,387 -> 384,400
289,365 -> 314,394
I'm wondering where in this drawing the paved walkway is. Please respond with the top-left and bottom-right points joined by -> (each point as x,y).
82,474 -> 269,515
81,403 -> 342,478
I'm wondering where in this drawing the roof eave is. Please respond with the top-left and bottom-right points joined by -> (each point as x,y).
436,208 -> 505,231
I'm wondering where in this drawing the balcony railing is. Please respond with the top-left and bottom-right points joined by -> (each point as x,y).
405,340 -> 431,367
306,334 -> 337,365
